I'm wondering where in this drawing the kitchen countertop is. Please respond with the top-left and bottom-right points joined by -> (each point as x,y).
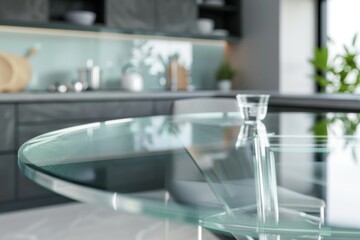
0,91 -> 221,103
0,90 -> 360,111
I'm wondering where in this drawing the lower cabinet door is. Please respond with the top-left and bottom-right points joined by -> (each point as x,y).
153,100 -> 174,116
0,104 -> 15,152
0,154 -> 16,202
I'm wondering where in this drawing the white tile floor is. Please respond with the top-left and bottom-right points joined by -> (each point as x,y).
0,203 -> 220,240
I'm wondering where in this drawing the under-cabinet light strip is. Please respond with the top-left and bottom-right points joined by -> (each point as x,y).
0,25 -> 226,46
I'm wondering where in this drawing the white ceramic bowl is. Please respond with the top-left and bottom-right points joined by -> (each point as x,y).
64,11 -> 96,26
197,18 -> 215,34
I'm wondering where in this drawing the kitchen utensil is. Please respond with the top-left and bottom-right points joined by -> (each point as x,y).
0,48 -> 36,92
197,18 -> 214,34
65,11 -> 96,25
9,48 -> 36,92
0,52 -> 16,92
79,59 -> 101,90
73,81 -> 86,92
166,59 -> 188,91
121,63 -> 144,92
47,82 -> 69,93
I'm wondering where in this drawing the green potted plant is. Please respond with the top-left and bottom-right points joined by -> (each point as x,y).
310,34 -> 360,139
310,34 -> 360,93
216,60 -> 236,91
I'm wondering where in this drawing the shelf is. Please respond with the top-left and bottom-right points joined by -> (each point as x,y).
198,4 -> 238,13
0,20 -> 240,42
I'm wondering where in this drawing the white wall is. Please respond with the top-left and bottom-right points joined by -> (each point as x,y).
230,0 -> 316,94
280,0 -> 316,94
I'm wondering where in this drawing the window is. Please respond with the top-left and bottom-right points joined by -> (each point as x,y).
327,0 -> 360,53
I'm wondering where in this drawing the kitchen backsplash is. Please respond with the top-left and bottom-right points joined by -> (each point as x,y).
0,27 -> 225,91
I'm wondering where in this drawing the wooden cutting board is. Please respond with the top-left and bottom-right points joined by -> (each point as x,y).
0,52 -> 16,92
7,54 -> 32,92
166,60 -> 188,91
0,50 -> 34,92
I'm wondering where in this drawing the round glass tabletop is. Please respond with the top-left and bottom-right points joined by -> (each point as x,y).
18,111 -> 360,239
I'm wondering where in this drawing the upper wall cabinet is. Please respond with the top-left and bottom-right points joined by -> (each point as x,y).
0,0 -> 48,22
49,0 -> 105,24
197,0 -> 241,37
0,0 -> 241,41
107,0 -> 196,33
106,0 -> 155,31
155,0 -> 197,33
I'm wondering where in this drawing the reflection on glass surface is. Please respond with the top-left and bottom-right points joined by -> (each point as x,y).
18,111 -> 360,239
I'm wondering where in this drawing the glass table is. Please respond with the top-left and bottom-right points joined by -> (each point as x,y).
18,111 -> 360,239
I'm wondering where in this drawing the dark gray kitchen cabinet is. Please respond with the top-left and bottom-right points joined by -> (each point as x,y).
18,101 -> 153,123
0,104 -> 15,152
0,0 -> 48,22
106,0 -> 196,33
0,0 -> 241,40
106,0 -> 156,30
155,0 -> 197,33
0,154 -> 16,202
153,100 -> 174,116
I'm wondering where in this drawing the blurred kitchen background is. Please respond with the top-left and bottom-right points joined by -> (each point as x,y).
0,0 -> 319,94
0,0 -> 238,92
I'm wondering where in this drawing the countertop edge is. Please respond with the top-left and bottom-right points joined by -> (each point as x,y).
1,91 -> 360,111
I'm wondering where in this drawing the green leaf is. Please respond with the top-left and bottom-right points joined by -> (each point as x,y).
216,61 -> 236,81
311,119 -> 329,136
314,75 -> 332,87
339,70 -> 349,83
344,45 -> 351,55
344,54 -> 357,69
352,33 -> 358,46
338,83 -> 350,92
310,33 -> 360,94
310,48 -> 328,70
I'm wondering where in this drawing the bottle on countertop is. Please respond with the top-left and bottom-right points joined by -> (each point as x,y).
79,59 -> 101,91
166,58 -> 188,91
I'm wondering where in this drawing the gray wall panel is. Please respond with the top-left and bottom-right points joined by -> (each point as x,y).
0,104 -> 15,151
